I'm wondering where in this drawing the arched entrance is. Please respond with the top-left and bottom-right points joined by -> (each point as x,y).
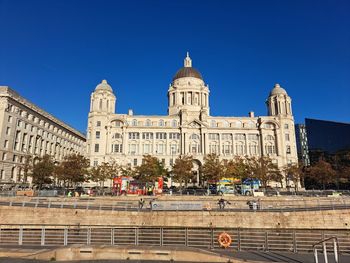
192,159 -> 202,186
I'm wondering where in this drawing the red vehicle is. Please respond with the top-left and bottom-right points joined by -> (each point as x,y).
113,176 -> 163,195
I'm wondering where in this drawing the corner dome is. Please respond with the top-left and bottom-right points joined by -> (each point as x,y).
269,83 -> 287,96
95,79 -> 113,92
172,52 -> 203,81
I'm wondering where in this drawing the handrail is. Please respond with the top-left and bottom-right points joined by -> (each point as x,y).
313,236 -> 339,263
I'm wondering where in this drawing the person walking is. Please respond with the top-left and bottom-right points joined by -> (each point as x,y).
218,198 -> 225,209
138,198 -> 145,210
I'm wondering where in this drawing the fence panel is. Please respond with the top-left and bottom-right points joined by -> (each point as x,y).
0,228 -> 19,244
67,228 -> 88,245
295,230 -> 323,252
162,228 -> 186,246
113,228 -> 136,245
187,228 -> 212,248
90,228 -> 112,245
138,228 -> 161,246
45,229 -> 65,246
239,230 -> 266,251
267,230 -> 294,252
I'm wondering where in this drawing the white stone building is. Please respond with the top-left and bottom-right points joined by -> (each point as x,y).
0,86 -> 86,185
86,53 -> 298,186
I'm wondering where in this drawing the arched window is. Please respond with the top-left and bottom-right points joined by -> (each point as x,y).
265,135 -> 274,141
159,119 -> 164,127
145,119 -> 152,127
113,133 -> 122,139
132,119 -> 137,126
171,120 -> 177,127
235,142 -> 245,155
211,120 -> 216,128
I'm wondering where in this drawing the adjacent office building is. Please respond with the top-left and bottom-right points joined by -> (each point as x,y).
0,86 -> 86,185
295,118 -> 350,165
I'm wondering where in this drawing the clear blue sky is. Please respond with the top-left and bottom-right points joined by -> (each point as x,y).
0,0 -> 349,134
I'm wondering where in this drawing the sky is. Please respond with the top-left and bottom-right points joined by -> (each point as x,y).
0,0 -> 349,134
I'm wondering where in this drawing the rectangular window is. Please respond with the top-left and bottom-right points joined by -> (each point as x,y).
235,133 -> 245,140
284,124 -> 289,129
142,132 -> 153,140
209,133 -> 219,140
129,132 -> 140,140
285,134 -> 290,141
2,153 -> 7,160
113,144 -> 122,153
17,120 -> 22,127
221,133 -> 232,140
4,140 -> 9,148
169,133 -> 180,140
94,144 -> 99,153
93,160 -> 98,166
6,127 -> 11,135
156,132 -> 167,140
8,116 -> 12,123
133,158 -> 138,166
96,131 -> 100,139
96,121 -> 101,127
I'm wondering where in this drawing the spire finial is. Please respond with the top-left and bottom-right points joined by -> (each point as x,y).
184,51 -> 192,67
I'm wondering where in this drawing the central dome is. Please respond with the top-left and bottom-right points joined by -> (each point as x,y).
173,67 -> 203,81
172,52 -> 203,81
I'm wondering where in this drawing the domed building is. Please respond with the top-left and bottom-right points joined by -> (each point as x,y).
86,53 -> 298,187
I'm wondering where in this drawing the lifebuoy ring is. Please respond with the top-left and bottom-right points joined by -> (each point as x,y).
218,232 -> 232,248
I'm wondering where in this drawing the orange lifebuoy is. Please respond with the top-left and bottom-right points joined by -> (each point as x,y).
218,232 -> 232,248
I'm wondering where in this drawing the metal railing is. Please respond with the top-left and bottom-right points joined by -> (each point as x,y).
0,198 -> 350,212
0,225 -> 349,255
313,237 -> 339,263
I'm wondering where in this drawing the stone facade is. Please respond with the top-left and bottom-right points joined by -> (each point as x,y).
0,87 -> 86,185
86,54 -> 298,186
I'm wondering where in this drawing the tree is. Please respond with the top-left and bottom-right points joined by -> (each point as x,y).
172,155 -> 194,188
248,156 -> 283,190
308,159 -> 337,190
56,154 -> 90,187
202,153 -> 223,183
283,163 -> 304,191
31,155 -> 55,189
134,155 -> 167,184
21,155 -> 34,183
222,156 -> 250,181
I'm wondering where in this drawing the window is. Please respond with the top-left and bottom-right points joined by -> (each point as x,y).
286,145 -> 291,154
190,134 -> 200,140
265,144 -> 275,154
113,133 -> 122,139
171,120 -> 177,127
142,132 -> 153,140
2,153 -> 7,160
0,170 -> 4,180
17,120 -> 22,127
113,144 -> 123,153
6,127 -> 11,135
235,142 -> 244,155
96,121 -> 101,127
156,132 -> 166,140
265,135 -> 274,141
8,116 -> 13,123
133,158 -> 138,166
209,133 -> 219,140
132,119 -> 138,126
169,133 -> 180,139
235,133 -> 245,140
96,131 -> 100,139
128,144 -> 139,154
248,134 -> 259,140
156,143 -> 166,154
145,119 -> 152,127
211,120 -> 217,128
143,143 -> 152,154
159,119 -> 164,126
114,121 -> 122,127
129,132 -> 140,140
249,143 -> 258,155
93,160 -> 98,167
94,144 -> 99,153
284,124 -> 289,129
209,143 -> 219,154
285,134 -> 290,141
221,133 -> 232,140
264,123 -> 274,129
4,140 -> 9,148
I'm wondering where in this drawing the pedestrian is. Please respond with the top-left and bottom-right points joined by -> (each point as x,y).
67,190 -> 72,197
138,198 -> 145,210
218,198 -> 225,209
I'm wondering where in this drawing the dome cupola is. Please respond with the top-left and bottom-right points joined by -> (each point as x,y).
95,79 -> 113,92
172,52 -> 203,81
269,83 -> 287,96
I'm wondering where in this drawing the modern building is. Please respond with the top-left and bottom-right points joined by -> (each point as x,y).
0,86 -> 86,185
295,124 -> 310,166
296,118 -> 350,165
86,53 -> 298,186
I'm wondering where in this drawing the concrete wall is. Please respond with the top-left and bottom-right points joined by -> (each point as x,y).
0,206 -> 349,229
